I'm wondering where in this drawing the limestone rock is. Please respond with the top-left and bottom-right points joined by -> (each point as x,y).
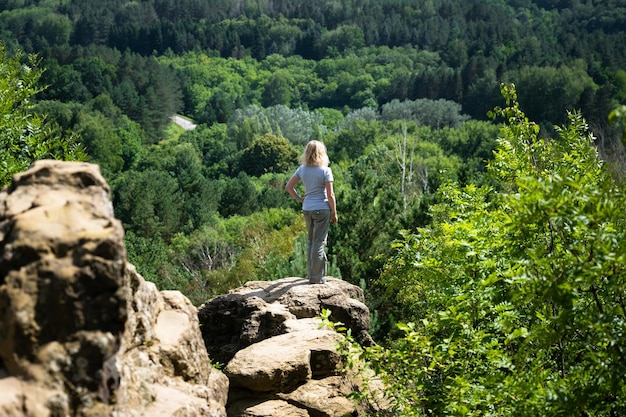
224,329 -> 342,392
199,277 -> 385,417
198,277 -> 374,365
114,266 -> 229,417
278,376 -> 358,417
0,160 -> 228,417
228,399 -> 310,417
0,160 -> 386,417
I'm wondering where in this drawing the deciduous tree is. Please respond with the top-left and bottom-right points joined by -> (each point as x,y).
239,133 -> 298,177
0,45 -> 86,186
362,84 -> 626,416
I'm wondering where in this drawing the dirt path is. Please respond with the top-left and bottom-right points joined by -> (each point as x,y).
171,115 -> 197,130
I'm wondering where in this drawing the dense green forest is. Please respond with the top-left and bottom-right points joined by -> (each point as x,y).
2,0 -> 626,414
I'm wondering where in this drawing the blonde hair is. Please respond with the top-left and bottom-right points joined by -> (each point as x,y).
300,140 -> 329,167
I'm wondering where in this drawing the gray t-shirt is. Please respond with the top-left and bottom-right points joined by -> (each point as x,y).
294,165 -> 333,211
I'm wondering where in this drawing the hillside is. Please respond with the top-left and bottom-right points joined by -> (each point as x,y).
2,1 -> 626,414
1,0 -> 625,130
1,0 -> 624,307
0,0 -> 624,317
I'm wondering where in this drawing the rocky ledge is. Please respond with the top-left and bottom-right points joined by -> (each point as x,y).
199,277 -> 381,417
0,161 -> 385,417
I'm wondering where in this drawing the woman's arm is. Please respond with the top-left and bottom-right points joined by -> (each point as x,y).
285,175 -> 304,203
325,181 -> 338,224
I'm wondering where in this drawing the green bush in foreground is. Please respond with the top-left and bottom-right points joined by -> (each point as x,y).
0,44 -> 86,186
353,84 -> 626,416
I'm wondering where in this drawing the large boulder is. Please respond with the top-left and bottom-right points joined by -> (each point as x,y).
224,329 -> 342,392
199,278 -> 384,417
198,277 -> 374,365
0,160 -> 228,417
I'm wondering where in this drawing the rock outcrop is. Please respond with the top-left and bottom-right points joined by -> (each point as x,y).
0,161 -> 228,417
0,160 -> 386,417
199,278 -> 383,417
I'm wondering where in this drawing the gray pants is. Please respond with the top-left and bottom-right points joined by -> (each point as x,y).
302,209 -> 330,283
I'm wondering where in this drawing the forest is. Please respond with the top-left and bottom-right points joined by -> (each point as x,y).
2,0 -> 626,414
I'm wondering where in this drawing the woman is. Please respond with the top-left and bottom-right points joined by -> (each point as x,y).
286,140 -> 338,284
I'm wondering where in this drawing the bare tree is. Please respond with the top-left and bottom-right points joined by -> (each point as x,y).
395,121 -> 416,215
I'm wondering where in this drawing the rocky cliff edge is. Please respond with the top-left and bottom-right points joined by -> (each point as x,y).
0,161 -> 385,417
0,161 -> 228,417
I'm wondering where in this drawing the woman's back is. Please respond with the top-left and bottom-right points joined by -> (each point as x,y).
295,164 -> 333,211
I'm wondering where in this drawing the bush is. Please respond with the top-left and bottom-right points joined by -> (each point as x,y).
0,44 -> 85,185
360,84 -> 626,416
